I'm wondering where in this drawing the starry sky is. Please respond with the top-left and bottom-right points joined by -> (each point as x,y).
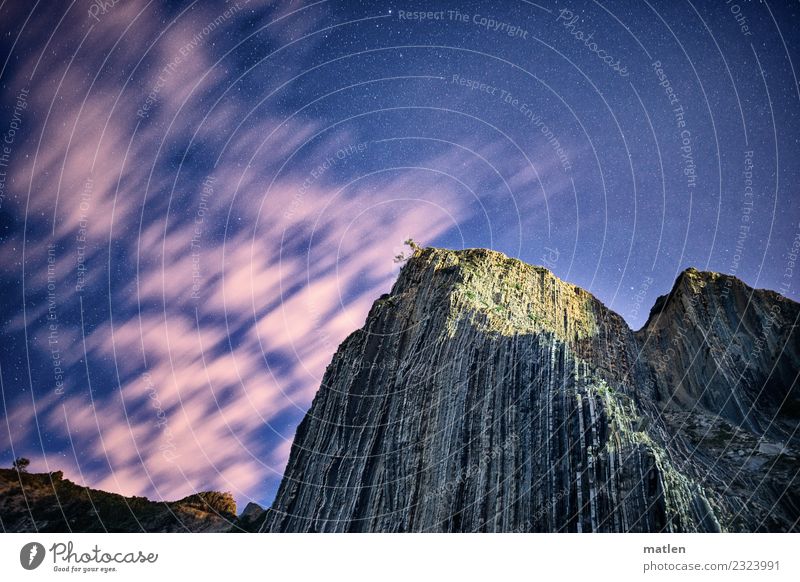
1,0 -> 798,510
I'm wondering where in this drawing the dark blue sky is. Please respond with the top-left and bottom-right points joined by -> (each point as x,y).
1,0 -> 798,509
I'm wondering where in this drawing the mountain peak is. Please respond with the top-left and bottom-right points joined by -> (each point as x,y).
640,265 -> 791,334
387,246 -> 620,346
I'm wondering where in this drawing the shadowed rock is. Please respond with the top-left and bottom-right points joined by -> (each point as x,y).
0,468 -> 237,532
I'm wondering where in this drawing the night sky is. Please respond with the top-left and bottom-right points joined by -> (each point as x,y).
1,0 -> 798,509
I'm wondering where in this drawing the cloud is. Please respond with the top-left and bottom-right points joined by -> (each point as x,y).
2,0 -> 586,510
0,0 -> 481,508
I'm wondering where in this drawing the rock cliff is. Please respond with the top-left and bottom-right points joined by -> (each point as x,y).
263,247 -> 799,532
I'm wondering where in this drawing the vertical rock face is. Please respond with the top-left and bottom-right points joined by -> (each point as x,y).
264,248 -> 799,532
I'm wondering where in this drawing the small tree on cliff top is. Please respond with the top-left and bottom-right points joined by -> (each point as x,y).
12,457 -> 30,472
393,238 -> 422,263
404,238 -> 421,252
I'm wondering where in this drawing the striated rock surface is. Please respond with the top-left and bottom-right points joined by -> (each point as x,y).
263,247 -> 799,532
0,468 -> 238,532
638,268 -> 800,531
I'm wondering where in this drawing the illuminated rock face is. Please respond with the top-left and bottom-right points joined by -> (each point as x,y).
263,248 -> 800,532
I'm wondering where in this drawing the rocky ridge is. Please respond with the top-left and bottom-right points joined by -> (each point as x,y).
0,467 -> 240,532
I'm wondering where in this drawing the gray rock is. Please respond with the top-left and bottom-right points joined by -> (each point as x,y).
758,441 -> 785,455
263,248 -> 800,532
